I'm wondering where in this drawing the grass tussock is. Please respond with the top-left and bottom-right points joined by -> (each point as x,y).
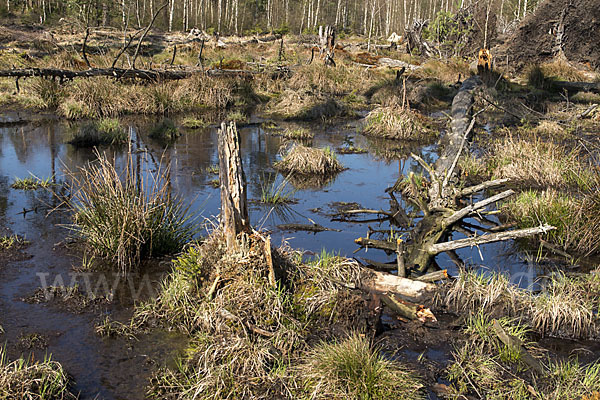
504,189 -> 600,256
274,127 -> 315,140
0,234 -> 29,250
136,232 -> 377,399
149,119 -> 180,143
0,347 -> 76,399
447,314 -> 600,399
267,89 -> 351,121
64,148 -> 198,274
301,334 -> 423,400
486,135 -> 594,190
57,76 -> 236,119
363,106 -> 436,141
441,269 -> 600,339
274,145 -> 344,177
68,118 -> 127,147
259,175 -> 296,205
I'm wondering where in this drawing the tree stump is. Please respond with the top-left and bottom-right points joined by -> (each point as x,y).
218,121 -> 250,249
318,25 -> 336,66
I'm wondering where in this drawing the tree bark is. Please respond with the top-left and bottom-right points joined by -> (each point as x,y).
218,122 -> 250,250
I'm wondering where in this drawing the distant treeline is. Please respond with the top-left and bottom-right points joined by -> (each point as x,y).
1,0 -> 540,36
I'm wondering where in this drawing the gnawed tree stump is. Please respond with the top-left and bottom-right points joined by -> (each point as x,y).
318,25 -> 336,66
218,121 -> 250,250
353,76 -> 555,274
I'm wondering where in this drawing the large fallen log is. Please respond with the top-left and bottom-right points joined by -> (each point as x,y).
0,66 -> 257,82
553,81 -> 600,94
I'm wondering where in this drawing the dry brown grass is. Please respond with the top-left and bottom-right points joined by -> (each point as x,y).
138,231 -> 371,399
441,269 -> 600,339
0,347 -> 76,400
274,145 -> 345,177
363,106 -> 436,141
539,59 -> 589,82
486,135 -> 594,190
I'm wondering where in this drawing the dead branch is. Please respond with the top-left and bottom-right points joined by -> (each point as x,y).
428,224 -> 555,254
132,3 -> 168,69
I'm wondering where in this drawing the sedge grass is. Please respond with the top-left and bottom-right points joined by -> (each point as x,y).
0,347 -> 76,400
11,175 -> 54,190
300,333 -> 424,399
63,147 -> 198,274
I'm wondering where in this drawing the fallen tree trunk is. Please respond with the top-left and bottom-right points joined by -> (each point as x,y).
552,81 -> 600,94
354,73 -> 555,274
0,66 -> 257,82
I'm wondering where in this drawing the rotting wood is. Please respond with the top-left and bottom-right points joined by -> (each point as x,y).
361,270 -> 436,303
263,236 -> 276,288
415,269 -> 449,282
218,121 -> 250,250
492,319 -> 545,374
0,65 -> 257,82
381,293 -> 437,323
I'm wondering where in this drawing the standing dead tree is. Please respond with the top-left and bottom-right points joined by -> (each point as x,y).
218,122 -> 250,250
351,76 -> 554,275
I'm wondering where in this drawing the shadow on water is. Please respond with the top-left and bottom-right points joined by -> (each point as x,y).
0,114 -> 542,398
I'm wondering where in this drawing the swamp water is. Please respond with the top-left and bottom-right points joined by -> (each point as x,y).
0,114 -> 541,399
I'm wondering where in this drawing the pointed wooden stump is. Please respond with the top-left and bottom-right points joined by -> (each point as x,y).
218,121 -> 250,250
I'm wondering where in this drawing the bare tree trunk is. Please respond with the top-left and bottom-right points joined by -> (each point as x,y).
218,122 -> 250,250
168,0 -> 175,31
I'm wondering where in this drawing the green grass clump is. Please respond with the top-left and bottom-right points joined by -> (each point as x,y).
226,110 -> 249,124
11,175 -> 54,190
301,334 -> 423,399
149,119 -> 180,143
504,189 -> 600,256
448,311 -> 600,399
64,149 -> 198,274
0,235 -> 28,250
68,118 -> 127,147
0,347 -> 76,399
